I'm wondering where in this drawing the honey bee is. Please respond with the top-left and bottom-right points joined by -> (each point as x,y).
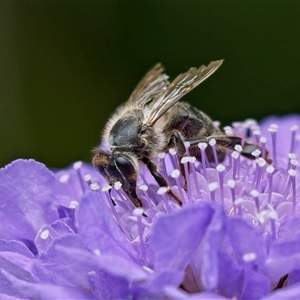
93,60 -> 263,207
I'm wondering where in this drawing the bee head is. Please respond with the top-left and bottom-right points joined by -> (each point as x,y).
93,148 -> 139,186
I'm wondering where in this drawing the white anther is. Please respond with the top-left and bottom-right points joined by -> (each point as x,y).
251,149 -> 261,157
216,164 -> 225,172
114,181 -> 122,190
169,148 -> 177,156
243,252 -> 257,262
90,182 -> 100,191
198,142 -> 208,150
139,184 -> 149,191
69,200 -> 79,209
290,159 -> 298,167
250,189 -> 259,197
288,169 -> 296,177
231,151 -> 240,160
158,152 -> 166,159
84,174 -> 92,182
59,174 -> 70,183
268,124 -> 278,132
291,125 -> 298,131
256,157 -> 266,167
133,208 -> 144,217
208,182 -> 219,192
260,136 -> 267,143
234,144 -> 243,152
266,165 -> 275,174
227,179 -> 235,188
101,184 -> 112,192
208,139 -> 216,146
171,169 -> 181,178
40,229 -> 50,240
73,161 -> 82,170
288,153 -> 297,160
157,187 -> 168,195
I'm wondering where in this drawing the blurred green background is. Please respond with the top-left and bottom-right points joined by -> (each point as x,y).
1,2 -> 300,168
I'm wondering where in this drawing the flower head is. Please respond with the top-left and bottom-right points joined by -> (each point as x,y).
1,115 -> 300,299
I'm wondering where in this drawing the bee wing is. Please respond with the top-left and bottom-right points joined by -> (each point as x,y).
144,60 -> 224,126
128,63 -> 170,105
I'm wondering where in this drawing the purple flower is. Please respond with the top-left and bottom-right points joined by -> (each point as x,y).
0,115 -> 300,299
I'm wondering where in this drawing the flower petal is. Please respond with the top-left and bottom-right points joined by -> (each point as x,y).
149,202 -> 214,273
0,159 -> 58,241
261,282 -> 300,300
76,191 -> 138,262
2,269 -> 95,300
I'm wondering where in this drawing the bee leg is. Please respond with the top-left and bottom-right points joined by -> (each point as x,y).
121,179 -> 143,208
167,130 -> 188,189
240,142 -> 272,163
188,136 -> 243,163
142,157 -> 182,206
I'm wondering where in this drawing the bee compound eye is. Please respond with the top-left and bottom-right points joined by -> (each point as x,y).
115,156 -> 136,178
139,125 -> 147,134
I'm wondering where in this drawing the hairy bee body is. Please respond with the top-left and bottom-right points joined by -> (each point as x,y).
93,60 -> 263,208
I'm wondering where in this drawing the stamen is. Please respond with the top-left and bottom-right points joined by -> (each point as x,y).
133,208 -> 147,260
231,151 -> 240,180
252,129 -> 261,144
234,145 -> 243,179
40,229 -> 50,240
268,124 -> 278,168
291,159 -> 298,170
253,158 -> 266,190
216,164 -> 225,205
287,155 -> 298,171
266,165 -> 275,204
234,197 -> 243,215
169,148 -> 180,171
250,189 -> 260,212
289,169 -> 297,214
102,184 -> 112,192
198,142 -> 208,178
93,249 -> 101,256
184,141 -> 191,156
284,169 -> 296,203
213,120 -> 221,128
90,182 -> 100,191
260,136 -> 267,159
112,181 -> 133,210
73,161 -> 82,170
243,252 -> 257,263
101,185 -> 130,240
234,144 -> 243,153
208,139 -> 219,166
256,206 -> 278,239
84,174 -> 92,187
73,161 -> 86,193
188,156 -> 201,200
114,181 -> 122,190
157,187 -> 171,212
171,169 -> 186,204
233,121 -> 246,137
251,149 -> 261,160
181,157 -> 192,199
208,182 -> 218,203
59,173 -> 70,183
139,184 -> 155,215
224,126 -> 234,135
290,125 -> 298,153
69,200 -> 79,209
227,179 -> 236,214
158,152 -> 168,177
